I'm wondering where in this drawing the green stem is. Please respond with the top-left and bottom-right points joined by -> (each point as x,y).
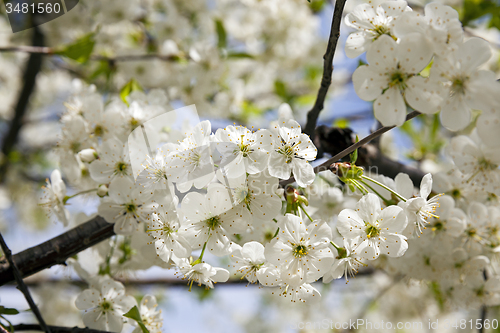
63,188 -> 98,204
351,179 -> 368,195
361,175 -> 407,202
199,240 -> 208,262
360,179 -> 392,205
330,241 -> 342,251
299,203 -> 314,222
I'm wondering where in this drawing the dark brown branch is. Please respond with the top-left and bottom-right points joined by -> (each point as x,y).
304,0 -> 348,140
0,233 -> 50,333
0,27 -> 44,184
0,216 -> 114,287
12,324 -> 111,333
281,111 -> 422,186
0,46 -> 182,63
315,125 -> 426,185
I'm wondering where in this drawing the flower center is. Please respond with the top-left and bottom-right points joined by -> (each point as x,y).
125,203 -> 136,214
94,125 -> 104,137
372,24 -> 390,39
292,244 -> 309,258
70,141 -> 81,153
206,216 -> 221,230
450,76 -> 467,96
115,161 -> 128,175
366,224 -> 380,238
277,145 -> 295,163
101,301 -> 112,311
130,118 -> 140,130
388,70 -> 409,90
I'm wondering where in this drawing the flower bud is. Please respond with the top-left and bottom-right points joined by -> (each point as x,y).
78,148 -> 98,163
97,185 -> 108,197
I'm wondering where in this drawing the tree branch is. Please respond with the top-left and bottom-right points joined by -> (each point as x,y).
12,324 -> 111,333
315,125 -> 426,185
0,233 -> 50,333
281,111 -> 422,186
0,26 -> 45,184
0,46 -> 183,63
304,0 -> 348,140
0,217 -> 114,287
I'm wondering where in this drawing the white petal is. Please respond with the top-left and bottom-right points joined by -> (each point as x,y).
374,86 -> 407,126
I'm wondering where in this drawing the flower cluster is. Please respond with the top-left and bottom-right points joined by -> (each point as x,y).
29,1 -> 500,330
350,1 -> 500,131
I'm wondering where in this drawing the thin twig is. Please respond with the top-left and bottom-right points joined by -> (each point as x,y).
0,27 -> 44,184
0,46 -> 183,63
0,234 -> 50,333
281,110 -> 421,186
304,0 -> 348,140
12,324 -> 111,333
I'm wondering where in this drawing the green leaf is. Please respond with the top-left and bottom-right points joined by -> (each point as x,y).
56,33 -> 95,63
227,52 -> 254,59
460,0 -> 500,28
0,306 -> 19,315
350,135 -> 359,164
333,118 -> 349,129
309,0 -> 325,13
123,306 -> 149,333
215,19 -> 227,49
274,80 -> 288,101
120,79 -> 143,105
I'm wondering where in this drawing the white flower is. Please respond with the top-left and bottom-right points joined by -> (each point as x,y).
133,295 -> 162,333
98,178 -> 157,235
40,169 -> 70,226
174,256 -> 229,290
448,134 -> 500,195
78,148 -> 98,163
89,137 -> 132,183
264,214 -> 334,286
403,173 -> 442,236
432,38 -> 498,131
394,3 -> 463,57
272,283 -> 321,303
75,276 -> 136,332
220,170 -> 282,224
136,148 -> 172,191
181,183 -> 250,256
165,120 -> 214,192
353,34 -> 441,126
337,193 -> 408,260
214,125 -> 272,177
344,1 -> 411,58
230,241 -> 266,283
426,194 -> 466,238
147,195 -> 191,263
80,93 -> 126,140
266,119 -> 317,187
58,115 -> 90,154
323,238 -> 366,283
453,274 -> 500,308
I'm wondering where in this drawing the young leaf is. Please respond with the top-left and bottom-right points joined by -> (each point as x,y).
0,306 -> 19,315
120,79 -> 143,105
215,19 -> 227,49
56,33 -> 95,64
350,134 -> 359,164
123,306 -> 149,333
